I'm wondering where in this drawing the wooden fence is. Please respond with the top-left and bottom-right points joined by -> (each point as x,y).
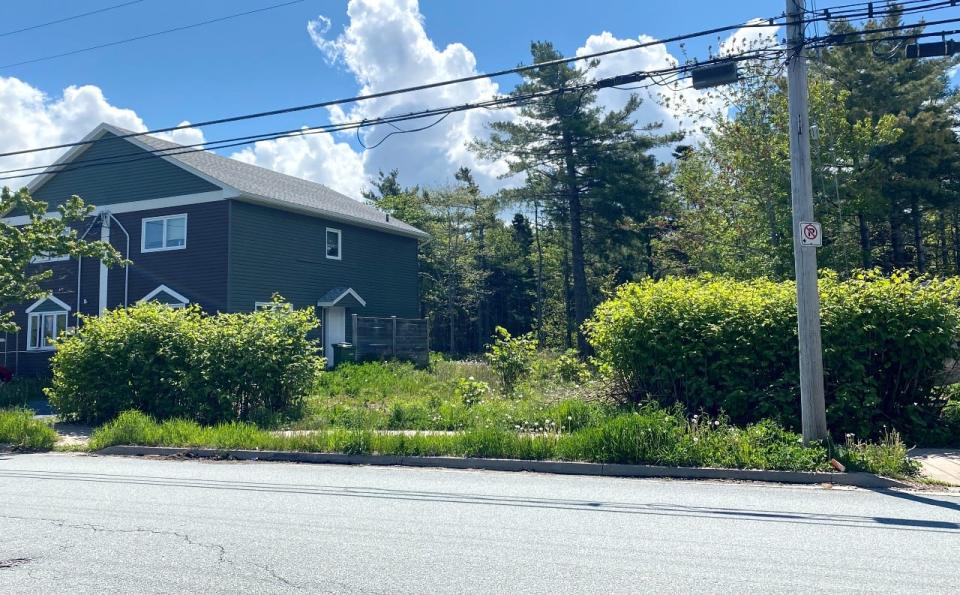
351,315 -> 429,367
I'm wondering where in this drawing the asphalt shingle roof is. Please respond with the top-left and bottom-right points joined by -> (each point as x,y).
106,124 -> 427,239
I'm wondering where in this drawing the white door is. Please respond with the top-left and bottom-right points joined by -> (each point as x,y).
324,307 -> 345,368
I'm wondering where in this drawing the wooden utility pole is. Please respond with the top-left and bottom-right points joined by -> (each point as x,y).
786,0 -> 829,443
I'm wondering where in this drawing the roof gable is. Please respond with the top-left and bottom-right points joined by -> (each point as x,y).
318,287 -> 367,308
29,127 -> 221,206
26,295 -> 72,313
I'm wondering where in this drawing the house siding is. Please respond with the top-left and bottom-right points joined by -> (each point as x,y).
106,202 -> 229,312
31,132 -> 219,208
227,200 -> 420,328
4,202 -> 229,376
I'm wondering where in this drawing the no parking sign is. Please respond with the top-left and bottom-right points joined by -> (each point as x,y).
799,221 -> 822,247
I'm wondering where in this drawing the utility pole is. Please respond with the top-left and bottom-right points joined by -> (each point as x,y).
786,0 -> 829,443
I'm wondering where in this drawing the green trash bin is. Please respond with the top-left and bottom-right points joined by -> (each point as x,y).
332,342 -> 355,367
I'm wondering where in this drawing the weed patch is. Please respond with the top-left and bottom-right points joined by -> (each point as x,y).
0,409 -> 57,450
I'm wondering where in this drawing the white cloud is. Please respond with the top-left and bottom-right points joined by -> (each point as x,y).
0,77 -> 206,189
576,21 -> 780,158
235,0 -> 514,196
576,32 -> 692,157
153,121 -> 206,147
237,2 -> 782,197
231,131 -> 365,197
0,5 -> 784,208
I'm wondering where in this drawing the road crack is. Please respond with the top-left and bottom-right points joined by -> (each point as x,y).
0,513 -> 298,589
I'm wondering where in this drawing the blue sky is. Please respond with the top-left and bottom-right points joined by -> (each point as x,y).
0,0 -> 951,195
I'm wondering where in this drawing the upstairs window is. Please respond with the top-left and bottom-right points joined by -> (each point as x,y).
326,228 -> 341,260
142,214 -> 187,252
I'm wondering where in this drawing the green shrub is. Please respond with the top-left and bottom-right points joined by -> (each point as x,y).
47,301 -> 321,424
0,408 -> 58,450
485,326 -> 537,394
585,271 -> 960,442
553,349 -> 590,383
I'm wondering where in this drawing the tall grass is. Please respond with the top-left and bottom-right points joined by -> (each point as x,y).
88,408 -> 920,477
0,408 -> 58,450
299,360 -> 608,433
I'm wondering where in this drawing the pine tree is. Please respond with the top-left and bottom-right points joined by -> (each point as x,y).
474,41 -> 670,352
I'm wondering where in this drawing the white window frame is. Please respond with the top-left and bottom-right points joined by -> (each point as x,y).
255,301 -> 282,311
25,296 -> 72,352
31,253 -> 70,264
141,213 -> 187,253
325,227 -> 342,260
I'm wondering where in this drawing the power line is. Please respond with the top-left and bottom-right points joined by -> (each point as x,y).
806,16 -> 960,48
0,15 -> 797,160
0,49 -> 789,182
0,0 -> 304,70
812,0 -> 959,21
0,85 -> 596,183
0,0 -> 147,38
0,0 -> 949,162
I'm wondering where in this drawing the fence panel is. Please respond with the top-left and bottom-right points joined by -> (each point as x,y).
352,315 -> 429,367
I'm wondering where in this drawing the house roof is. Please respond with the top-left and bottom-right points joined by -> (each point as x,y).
31,123 -> 428,240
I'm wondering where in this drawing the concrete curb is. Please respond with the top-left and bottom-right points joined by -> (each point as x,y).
94,445 -> 909,489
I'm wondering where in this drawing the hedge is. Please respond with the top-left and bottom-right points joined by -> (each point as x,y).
585,271 -> 960,442
46,301 -> 322,424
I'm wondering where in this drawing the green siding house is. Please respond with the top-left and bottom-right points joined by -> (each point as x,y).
2,122 -> 428,374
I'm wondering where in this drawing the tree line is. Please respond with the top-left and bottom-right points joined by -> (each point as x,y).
368,12 -> 960,356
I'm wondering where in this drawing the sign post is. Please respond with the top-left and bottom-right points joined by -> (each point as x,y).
786,0 -> 829,443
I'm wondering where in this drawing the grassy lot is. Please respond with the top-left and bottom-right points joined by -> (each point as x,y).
0,408 -> 58,450
291,359 -> 610,433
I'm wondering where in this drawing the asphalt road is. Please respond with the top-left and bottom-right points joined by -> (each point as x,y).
1,453 -> 958,594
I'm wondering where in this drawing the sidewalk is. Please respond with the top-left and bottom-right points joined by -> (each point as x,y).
909,449 -> 960,486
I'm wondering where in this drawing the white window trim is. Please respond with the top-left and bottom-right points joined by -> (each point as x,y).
31,254 -> 70,264
26,295 -> 70,351
141,213 -> 188,253
325,227 -> 342,260
138,284 -> 190,308
255,301 -> 282,311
